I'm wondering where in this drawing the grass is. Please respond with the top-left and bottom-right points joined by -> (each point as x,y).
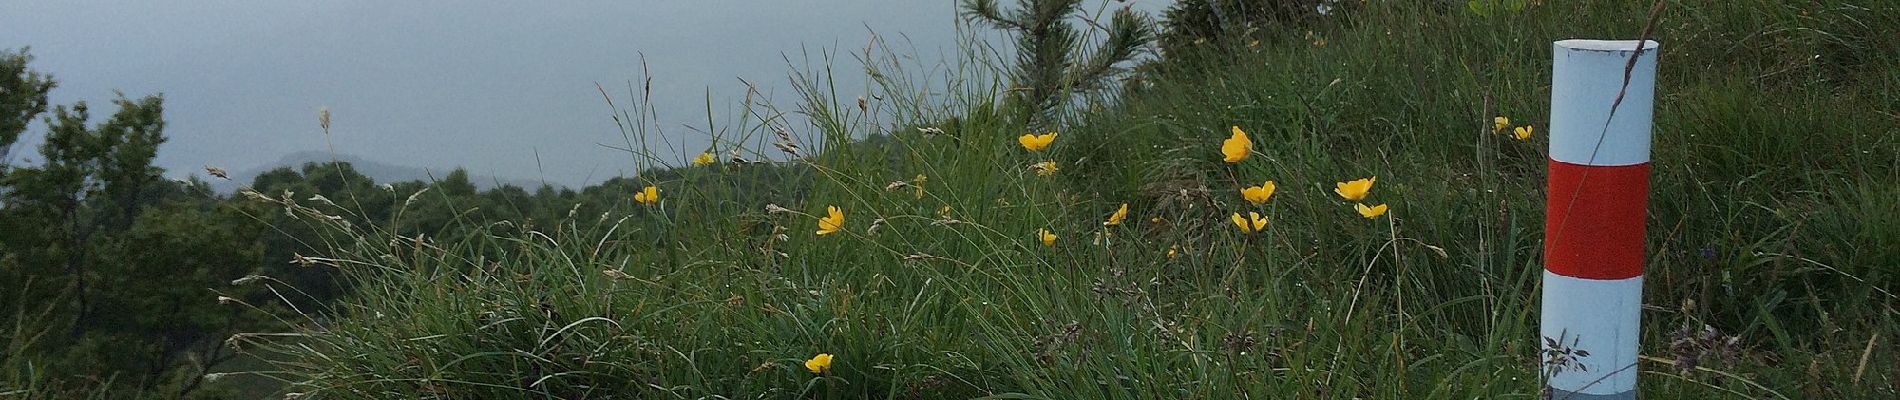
230,1 -> 1897,398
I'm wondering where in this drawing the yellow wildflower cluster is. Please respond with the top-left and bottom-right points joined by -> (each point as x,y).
1018,131 -> 1056,151
634,185 -> 660,205
1216,124 -> 1388,231
1032,161 -> 1059,176
1231,212 -> 1268,234
1224,125 -> 1284,234
1335,177 -> 1387,218
1241,180 -> 1276,205
1221,126 -> 1252,163
805,353 -> 833,374
816,206 -> 844,235
1495,115 -> 1534,141
1103,203 -> 1129,226
1335,177 -> 1373,201
663,121 -> 1395,279
738,120 -> 1410,374
1020,131 -> 1060,177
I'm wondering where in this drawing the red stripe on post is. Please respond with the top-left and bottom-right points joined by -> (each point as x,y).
1545,159 -> 1649,280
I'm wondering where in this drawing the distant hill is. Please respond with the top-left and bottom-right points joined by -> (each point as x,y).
208,150 -> 558,193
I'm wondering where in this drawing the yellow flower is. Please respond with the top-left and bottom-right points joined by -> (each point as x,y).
1240,180 -> 1277,205
1033,161 -> 1059,176
938,204 -> 952,218
1221,126 -> 1252,163
634,185 -> 660,205
805,353 -> 833,374
692,151 -> 716,166
1018,131 -> 1057,151
816,206 -> 844,235
1036,228 -> 1057,246
1512,125 -> 1534,140
913,174 -> 927,198
1356,203 -> 1389,219
1103,203 -> 1129,226
1166,245 -> 1179,258
1493,116 -> 1510,132
1230,212 -> 1268,234
1334,177 -> 1375,201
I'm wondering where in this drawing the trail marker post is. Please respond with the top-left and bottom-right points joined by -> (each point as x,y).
1542,39 -> 1659,399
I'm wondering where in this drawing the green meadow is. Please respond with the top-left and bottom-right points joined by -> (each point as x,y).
5,0 -> 1897,398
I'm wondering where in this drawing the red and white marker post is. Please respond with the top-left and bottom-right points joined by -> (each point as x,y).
1542,39 -> 1659,399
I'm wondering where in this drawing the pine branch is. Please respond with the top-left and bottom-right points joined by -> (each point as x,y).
959,0 -> 1023,30
1066,8 -> 1154,91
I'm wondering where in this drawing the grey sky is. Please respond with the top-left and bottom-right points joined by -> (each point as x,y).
2,0 -> 1165,188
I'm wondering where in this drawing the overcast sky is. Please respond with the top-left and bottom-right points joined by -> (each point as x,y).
2,0 -> 1163,187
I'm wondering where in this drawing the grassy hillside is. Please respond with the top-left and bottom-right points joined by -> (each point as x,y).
232,1 -> 1897,398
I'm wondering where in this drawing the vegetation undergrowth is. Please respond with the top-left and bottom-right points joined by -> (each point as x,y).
194,1 -> 1900,398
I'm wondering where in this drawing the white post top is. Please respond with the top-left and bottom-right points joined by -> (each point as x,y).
1548,39 -> 1660,167
1555,39 -> 1661,53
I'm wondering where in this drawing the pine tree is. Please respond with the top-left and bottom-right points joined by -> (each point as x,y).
961,0 -> 1154,130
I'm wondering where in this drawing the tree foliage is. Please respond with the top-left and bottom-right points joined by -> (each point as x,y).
960,0 -> 1154,129
1156,0 -> 1340,57
0,48 -> 56,166
0,48 -> 268,398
